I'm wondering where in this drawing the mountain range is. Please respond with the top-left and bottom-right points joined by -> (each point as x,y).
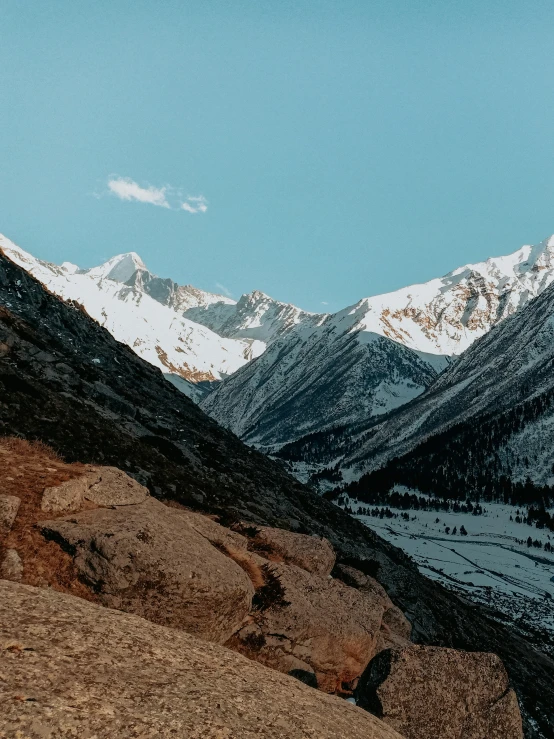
5,232 -> 554,443
203,236 -> 554,452
334,272 -> 554,498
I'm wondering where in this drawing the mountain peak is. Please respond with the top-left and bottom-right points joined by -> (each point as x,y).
82,252 -> 148,283
245,289 -> 272,302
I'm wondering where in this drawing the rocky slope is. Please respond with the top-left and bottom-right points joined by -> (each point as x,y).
0,442 -> 523,738
0,440 -> 411,695
0,247 -> 553,736
1,581 -> 406,739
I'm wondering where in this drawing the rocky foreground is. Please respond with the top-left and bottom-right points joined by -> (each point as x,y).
2,582 -> 404,739
1,438 -> 524,738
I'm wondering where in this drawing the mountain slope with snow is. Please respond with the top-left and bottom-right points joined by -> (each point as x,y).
5,229 -> 554,435
344,235 -> 554,355
0,235 -> 263,400
201,300 -> 449,448
281,272 -> 554,496
183,289 -> 323,343
202,235 -> 554,448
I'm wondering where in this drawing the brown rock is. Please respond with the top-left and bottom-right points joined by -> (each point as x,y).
334,564 -> 412,651
41,475 -> 89,513
40,497 -> 254,644
0,580 -> 406,739
1,548 -> 23,580
356,645 -> 523,739
249,525 -> 336,576
181,508 -> 249,552
0,494 -> 20,537
83,466 -> 149,507
229,559 -> 385,693
41,465 -> 148,513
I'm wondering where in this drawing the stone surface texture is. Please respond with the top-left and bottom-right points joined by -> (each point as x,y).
249,525 -> 336,576
40,497 -> 254,644
356,645 -> 523,739
0,494 -> 21,536
0,580 -> 406,739
228,558 -> 386,693
41,465 -> 148,513
1,548 -> 23,580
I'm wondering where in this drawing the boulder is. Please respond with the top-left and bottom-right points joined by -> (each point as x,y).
355,645 -> 523,739
1,548 -> 23,580
180,508 -> 249,552
41,475 -> 89,513
0,494 -> 20,536
248,525 -> 336,576
41,465 -> 148,513
0,580 -> 406,739
83,466 -> 149,507
334,564 -> 411,651
40,497 -> 254,644
229,559 -> 386,693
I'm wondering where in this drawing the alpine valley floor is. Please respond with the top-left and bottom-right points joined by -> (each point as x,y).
339,492 -> 554,658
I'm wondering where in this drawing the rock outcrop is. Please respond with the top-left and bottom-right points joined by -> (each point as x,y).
228,559 -> 386,693
0,580 -> 406,739
245,525 -> 336,576
334,564 -> 412,651
0,445 -> 525,737
1,443 -> 393,689
38,485 -> 393,691
0,494 -> 20,536
356,645 -> 523,739
41,465 -> 149,513
41,497 -> 254,644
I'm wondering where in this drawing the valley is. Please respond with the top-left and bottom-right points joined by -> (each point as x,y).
339,493 -> 554,656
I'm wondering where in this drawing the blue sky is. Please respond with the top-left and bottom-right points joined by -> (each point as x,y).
2,1 -> 554,312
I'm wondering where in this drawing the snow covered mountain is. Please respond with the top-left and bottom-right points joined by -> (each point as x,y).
5,229 -> 554,435
281,271 -> 554,494
201,301 -> 449,449
342,235 -> 554,355
0,235 -> 264,400
201,235 -> 554,448
184,289 -> 323,343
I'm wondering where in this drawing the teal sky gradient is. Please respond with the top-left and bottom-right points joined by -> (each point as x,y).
2,1 -> 554,311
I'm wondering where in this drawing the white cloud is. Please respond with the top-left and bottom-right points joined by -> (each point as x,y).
321,301 -> 329,305
215,282 -> 233,298
181,195 -> 208,214
107,177 -> 169,208
105,176 -> 208,214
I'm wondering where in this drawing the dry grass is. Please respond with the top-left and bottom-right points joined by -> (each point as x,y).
0,436 -> 96,600
224,545 -> 266,590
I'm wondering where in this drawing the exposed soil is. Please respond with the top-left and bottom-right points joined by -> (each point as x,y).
0,437 -> 95,600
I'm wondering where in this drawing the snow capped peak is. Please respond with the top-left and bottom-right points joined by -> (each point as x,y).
81,252 -> 148,283
238,289 -> 273,306
61,262 -> 79,274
